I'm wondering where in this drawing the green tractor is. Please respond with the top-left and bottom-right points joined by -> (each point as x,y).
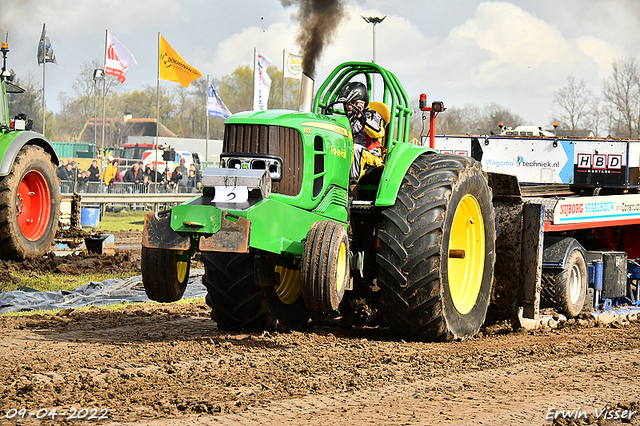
142,62 -> 496,341
0,42 -> 60,259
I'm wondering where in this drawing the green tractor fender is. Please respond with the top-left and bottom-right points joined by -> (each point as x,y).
375,143 -> 435,207
0,131 -> 59,176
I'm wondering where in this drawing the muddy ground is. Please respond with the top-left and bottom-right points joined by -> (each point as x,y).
1,302 -> 639,425
0,231 -> 143,287
1,231 -> 640,425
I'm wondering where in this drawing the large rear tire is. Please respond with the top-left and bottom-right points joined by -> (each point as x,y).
141,247 -> 190,302
0,145 -> 60,259
377,154 -> 496,341
202,252 -> 308,332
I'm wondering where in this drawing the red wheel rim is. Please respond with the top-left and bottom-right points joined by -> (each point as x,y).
16,170 -> 51,241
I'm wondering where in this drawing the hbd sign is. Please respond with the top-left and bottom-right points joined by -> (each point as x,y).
577,153 -> 622,170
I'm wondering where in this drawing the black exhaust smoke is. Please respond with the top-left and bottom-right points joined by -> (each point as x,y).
281,0 -> 346,78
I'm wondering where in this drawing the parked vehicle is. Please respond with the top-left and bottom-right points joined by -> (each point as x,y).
0,41 -> 60,259
434,129 -> 640,317
141,149 -> 202,176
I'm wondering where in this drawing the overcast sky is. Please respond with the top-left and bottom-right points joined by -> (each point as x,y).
2,0 -> 639,128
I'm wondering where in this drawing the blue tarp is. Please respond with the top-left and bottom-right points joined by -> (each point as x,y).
0,270 -> 207,314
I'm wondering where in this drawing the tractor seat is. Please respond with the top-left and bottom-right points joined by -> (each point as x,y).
356,101 -> 390,187
367,102 -> 390,147
368,101 -> 390,123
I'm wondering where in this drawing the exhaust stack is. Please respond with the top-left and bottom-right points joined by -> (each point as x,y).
298,72 -> 314,113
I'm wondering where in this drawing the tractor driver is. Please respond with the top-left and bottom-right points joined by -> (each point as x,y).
338,82 -> 385,183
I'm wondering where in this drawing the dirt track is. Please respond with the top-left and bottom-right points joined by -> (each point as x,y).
2,301 -> 640,426
1,230 -> 639,425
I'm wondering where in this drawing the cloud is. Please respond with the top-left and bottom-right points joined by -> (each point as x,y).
210,22 -> 300,77
208,5 -> 426,85
434,2 -> 595,89
574,36 -> 623,79
1,0 -> 187,38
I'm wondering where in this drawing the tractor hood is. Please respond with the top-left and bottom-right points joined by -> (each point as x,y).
225,109 -> 350,133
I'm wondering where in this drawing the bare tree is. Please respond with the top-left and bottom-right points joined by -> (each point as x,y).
431,105 -> 461,135
552,76 -> 593,133
602,58 -> 640,137
168,78 -> 207,138
588,97 -> 603,137
484,103 -> 524,131
54,59 -> 124,142
460,104 -> 484,133
422,102 -> 523,137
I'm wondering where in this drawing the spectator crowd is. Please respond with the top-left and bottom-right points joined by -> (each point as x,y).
56,156 -> 201,194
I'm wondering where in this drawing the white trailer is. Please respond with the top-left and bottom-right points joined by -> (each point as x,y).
433,134 -> 640,319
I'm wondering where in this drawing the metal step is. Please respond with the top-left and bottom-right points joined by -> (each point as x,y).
350,200 -> 375,210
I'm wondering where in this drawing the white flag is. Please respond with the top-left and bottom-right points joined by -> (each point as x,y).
284,51 -> 302,80
207,83 -> 232,119
253,49 -> 272,111
105,31 -> 137,83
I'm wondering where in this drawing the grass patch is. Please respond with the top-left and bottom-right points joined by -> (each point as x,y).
83,209 -> 148,232
1,297 -> 206,317
0,272 -> 140,293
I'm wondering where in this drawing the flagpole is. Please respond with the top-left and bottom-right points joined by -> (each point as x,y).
101,29 -> 107,171
205,75 -> 209,167
252,47 -> 256,111
40,25 -> 46,135
155,32 -> 160,172
42,50 -> 46,135
282,49 -> 285,109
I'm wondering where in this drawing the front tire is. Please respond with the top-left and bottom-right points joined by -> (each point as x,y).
141,247 -> 190,302
302,220 -> 350,312
377,154 -> 496,341
0,145 -> 60,259
202,252 -> 308,332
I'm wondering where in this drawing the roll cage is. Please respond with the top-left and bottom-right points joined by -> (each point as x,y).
312,62 -> 413,154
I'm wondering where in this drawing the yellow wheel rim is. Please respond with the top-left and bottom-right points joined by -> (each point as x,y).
176,251 -> 188,283
336,241 -> 347,293
448,194 -> 485,315
275,266 -> 302,305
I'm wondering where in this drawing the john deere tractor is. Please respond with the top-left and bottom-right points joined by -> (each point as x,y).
142,62 -> 495,341
0,42 -> 60,259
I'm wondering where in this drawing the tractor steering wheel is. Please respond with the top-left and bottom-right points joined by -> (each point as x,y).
325,100 -> 366,131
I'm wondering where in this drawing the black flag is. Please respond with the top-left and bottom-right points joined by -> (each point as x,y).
37,24 -> 57,65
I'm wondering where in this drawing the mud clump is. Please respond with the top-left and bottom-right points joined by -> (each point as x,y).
55,227 -> 92,240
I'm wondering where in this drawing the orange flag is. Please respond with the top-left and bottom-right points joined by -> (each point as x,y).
158,35 -> 202,87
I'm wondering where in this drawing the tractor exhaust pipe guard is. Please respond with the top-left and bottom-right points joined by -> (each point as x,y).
298,72 -> 314,113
